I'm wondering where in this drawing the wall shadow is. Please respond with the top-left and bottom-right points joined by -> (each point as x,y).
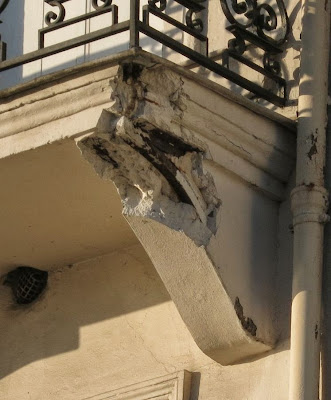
0,0 -> 24,89
0,244 -> 172,380
189,372 -> 201,400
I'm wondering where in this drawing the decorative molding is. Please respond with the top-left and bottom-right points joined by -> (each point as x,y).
85,371 -> 191,400
0,51 -> 295,169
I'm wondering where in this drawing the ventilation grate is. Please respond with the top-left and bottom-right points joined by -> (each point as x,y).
4,266 -> 48,304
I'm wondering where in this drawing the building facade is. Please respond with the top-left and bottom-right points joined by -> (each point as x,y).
0,1 -> 330,399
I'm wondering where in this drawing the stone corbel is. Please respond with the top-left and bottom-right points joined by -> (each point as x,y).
78,60 -> 294,364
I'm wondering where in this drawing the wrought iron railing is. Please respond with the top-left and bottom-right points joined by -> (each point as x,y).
0,0 -> 290,106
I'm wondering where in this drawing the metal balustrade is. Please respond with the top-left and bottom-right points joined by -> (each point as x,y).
0,0 -> 290,106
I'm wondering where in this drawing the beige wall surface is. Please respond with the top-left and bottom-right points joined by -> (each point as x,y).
0,244 -> 290,400
0,6 -> 298,393
0,140 -> 137,273
0,46 -> 295,398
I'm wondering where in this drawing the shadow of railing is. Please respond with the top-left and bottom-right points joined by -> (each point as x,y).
0,0 -> 24,89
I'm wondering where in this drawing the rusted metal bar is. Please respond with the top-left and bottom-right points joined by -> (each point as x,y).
129,0 -> 140,48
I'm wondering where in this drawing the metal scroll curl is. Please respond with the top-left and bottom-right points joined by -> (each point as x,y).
263,52 -> 281,74
44,0 -> 70,26
185,0 -> 207,33
148,0 -> 167,12
186,9 -> 204,32
228,32 -> 246,55
220,0 -> 289,45
221,0 -> 255,28
231,0 -> 253,15
92,0 -> 112,10
148,0 -> 207,33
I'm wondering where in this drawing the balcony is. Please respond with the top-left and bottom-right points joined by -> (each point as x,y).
0,0 -> 293,108
0,0 -> 298,375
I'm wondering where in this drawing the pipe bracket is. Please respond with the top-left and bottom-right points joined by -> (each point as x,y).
291,185 -> 329,227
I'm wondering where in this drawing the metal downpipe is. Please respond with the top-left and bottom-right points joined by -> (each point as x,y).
289,1 -> 330,399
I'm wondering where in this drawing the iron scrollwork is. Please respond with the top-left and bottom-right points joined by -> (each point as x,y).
44,0 -> 70,26
186,9 -> 202,32
148,0 -> 207,33
220,0 -> 289,90
221,0 -> 254,27
92,0 -> 112,10
228,31 -> 246,55
148,0 -> 167,12
185,0 -> 207,33
256,2 -> 289,46
263,52 -> 280,75
39,0 -> 117,50
220,0 -> 289,45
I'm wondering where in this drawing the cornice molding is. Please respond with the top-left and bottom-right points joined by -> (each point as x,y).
0,52 -> 295,201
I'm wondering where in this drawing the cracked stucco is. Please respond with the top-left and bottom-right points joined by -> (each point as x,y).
78,62 -> 221,247
79,114 -> 221,247
76,61 -> 280,363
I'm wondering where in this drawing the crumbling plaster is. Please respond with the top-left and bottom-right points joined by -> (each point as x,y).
76,56 -> 296,364
0,51 -> 296,365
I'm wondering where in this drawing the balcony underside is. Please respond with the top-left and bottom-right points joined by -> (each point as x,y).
0,50 -> 296,364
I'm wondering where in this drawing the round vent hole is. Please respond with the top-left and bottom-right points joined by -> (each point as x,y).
4,266 -> 48,304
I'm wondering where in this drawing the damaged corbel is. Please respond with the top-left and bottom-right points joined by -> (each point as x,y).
78,113 -> 271,364
79,113 -> 220,247
77,60 -> 293,364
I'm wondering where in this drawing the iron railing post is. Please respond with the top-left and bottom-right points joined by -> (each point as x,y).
0,35 -> 6,61
129,0 -> 140,48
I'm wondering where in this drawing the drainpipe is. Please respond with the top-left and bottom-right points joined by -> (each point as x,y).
289,1 -> 330,400
321,22 -> 331,400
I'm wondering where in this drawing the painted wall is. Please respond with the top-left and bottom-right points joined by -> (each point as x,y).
0,37 -> 296,398
0,240 -> 292,400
